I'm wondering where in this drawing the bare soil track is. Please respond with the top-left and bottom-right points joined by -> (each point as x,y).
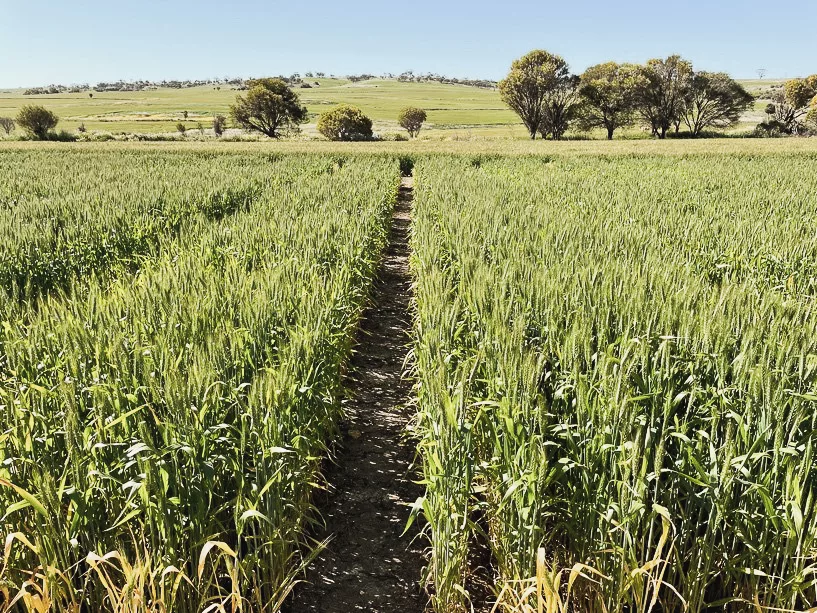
290,177 -> 427,613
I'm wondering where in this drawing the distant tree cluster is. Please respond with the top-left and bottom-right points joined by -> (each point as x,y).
23,84 -> 90,95
347,74 -> 378,83
397,71 -> 496,89
500,50 -> 756,139
23,78 -> 250,94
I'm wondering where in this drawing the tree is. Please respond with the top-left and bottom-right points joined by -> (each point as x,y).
577,62 -> 644,139
16,105 -> 59,139
176,122 -> 186,134
229,78 -> 308,138
634,55 -> 693,139
316,104 -> 373,141
213,114 -> 227,137
398,107 -> 427,137
538,74 -> 580,140
762,75 -> 817,135
682,72 -> 753,136
0,117 -> 14,136
785,75 -> 817,110
808,96 -> 817,128
499,50 -> 571,139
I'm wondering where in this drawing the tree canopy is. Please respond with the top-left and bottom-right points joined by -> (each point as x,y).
229,78 -> 308,138
316,105 -> 373,141
683,72 -> 753,136
499,50 -> 572,139
578,62 -> 645,139
16,105 -> 59,140
398,107 -> 427,138
538,73 -> 580,140
634,55 -> 693,139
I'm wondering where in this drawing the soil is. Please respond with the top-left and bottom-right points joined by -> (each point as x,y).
290,177 -> 428,613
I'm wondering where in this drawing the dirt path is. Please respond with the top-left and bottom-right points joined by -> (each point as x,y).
290,177 -> 427,613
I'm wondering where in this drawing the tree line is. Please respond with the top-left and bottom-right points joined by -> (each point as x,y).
500,50 -> 817,139
229,78 -> 428,141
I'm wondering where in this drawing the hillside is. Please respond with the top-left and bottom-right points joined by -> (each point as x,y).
0,78 -> 787,139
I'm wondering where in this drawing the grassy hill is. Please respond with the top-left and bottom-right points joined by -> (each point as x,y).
0,78 -> 787,139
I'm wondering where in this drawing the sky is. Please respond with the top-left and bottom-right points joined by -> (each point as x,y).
2,0 -> 815,87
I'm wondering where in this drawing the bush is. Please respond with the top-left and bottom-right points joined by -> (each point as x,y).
16,105 -> 59,139
754,119 -> 789,137
378,132 -> 409,141
316,104 -> 373,141
0,117 -> 14,135
51,130 -> 78,142
213,115 -> 227,137
397,106 -> 427,137
176,123 -> 187,134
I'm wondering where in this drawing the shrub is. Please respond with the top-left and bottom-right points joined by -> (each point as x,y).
0,117 -> 14,135
213,115 -> 227,137
316,104 -> 373,141
397,107 -> 427,138
754,119 -> 788,137
379,132 -> 409,141
51,130 -> 78,142
176,123 -> 187,134
16,105 -> 59,139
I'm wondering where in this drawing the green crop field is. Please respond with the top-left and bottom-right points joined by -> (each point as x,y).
1,141 -> 816,613
411,153 -> 817,612
0,147 -> 400,611
0,78 -> 785,139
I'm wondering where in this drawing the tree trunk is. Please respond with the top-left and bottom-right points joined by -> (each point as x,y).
607,126 -> 614,140
659,126 -> 667,139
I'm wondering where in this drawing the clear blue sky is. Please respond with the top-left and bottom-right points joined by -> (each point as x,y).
2,0 -> 815,87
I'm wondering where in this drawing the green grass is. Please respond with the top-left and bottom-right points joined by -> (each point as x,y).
0,77 -> 778,138
0,79 -> 516,136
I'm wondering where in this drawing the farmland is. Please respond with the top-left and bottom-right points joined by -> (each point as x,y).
0,77 -> 785,139
1,141 -> 817,612
411,153 -> 817,611
0,148 -> 400,610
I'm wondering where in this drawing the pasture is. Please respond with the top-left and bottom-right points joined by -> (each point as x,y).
0,77 -> 785,139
